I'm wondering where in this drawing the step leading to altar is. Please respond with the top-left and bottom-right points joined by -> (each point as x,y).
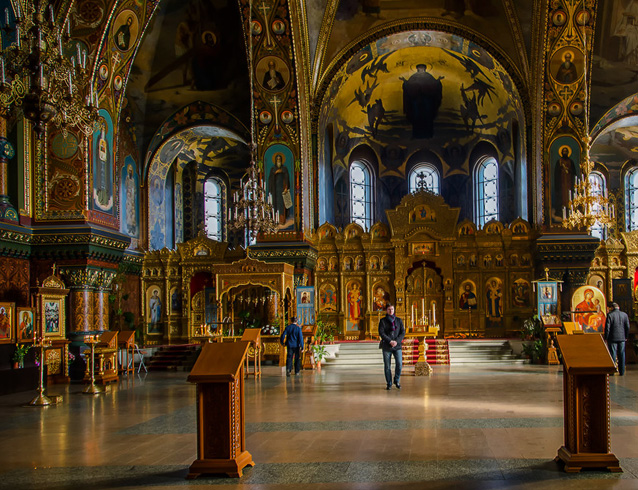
323,339 -> 450,369
447,339 -> 526,364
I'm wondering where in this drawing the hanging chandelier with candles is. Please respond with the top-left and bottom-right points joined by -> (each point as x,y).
0,0 -> 98,138
227,0 -> 277,242
562,12 -> 614,234
228,144 -> 278,241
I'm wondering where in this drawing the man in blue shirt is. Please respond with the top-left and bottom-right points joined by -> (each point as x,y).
280,316 -> 304,376
604,302 -> 630,376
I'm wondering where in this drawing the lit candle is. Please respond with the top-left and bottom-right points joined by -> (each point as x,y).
563,207 -> 566,220
432,302 -> 436,325
421,298 -> 425,322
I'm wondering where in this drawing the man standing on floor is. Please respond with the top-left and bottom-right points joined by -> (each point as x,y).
604,302 -> 630,376
280,316 -> 304,376
378,304 -> 405,389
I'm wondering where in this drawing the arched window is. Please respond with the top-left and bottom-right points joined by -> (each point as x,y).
626,167 -> 638,231
409,163 -> 440,194
350,161 -> 373,230
589,171 -> 606,239
204,176 -> 225,241
475,157 -> 499,228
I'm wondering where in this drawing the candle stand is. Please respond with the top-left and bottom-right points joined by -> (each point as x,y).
29,337 -> 53,406
83,336 -> 105,395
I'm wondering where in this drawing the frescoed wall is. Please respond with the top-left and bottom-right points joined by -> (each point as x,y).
146,128 -> 250,249
323,0 -> 526,81
549,136 -> 581,225
592,0 -> 638,123
264,143 -> 296,231
120,156 -> 140,239
318,30 -> 526,225
126,0 -> 250,153
92,109 -> 115,214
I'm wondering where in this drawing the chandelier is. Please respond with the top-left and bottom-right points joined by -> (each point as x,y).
0,0 -> 98,138
228,0 -> 277,242
228,145 -> 278,241
562,17 -> 614,234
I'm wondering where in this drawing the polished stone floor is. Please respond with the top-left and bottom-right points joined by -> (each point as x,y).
1,363 -> 638,489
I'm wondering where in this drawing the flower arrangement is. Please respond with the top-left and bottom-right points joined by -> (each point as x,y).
12,344 -> 31,368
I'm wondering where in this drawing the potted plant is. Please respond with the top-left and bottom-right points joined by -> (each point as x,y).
312,344 -> 328,371
12,344 -> 31,369
520,315 -> 546,363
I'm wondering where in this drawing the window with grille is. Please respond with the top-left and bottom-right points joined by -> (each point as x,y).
626,167 -> 638,231
475,157 -> 499,228
350,161 -> 373,230
204,176 -> 225,241
589,171 -> 606,239
409,163 -> 440,194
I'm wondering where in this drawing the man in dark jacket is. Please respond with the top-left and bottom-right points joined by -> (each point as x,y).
604,302 -> 630,376
378,304 -> 405,389
280,316 -> 304,376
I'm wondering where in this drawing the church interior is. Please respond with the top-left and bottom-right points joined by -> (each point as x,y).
3,0 -> 638,487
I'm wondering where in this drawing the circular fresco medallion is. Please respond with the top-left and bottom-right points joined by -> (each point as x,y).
271,19 -> 285,35
259,111 -> 272,125
251,20 -> 262,36
576,9 -> 591,26
552,10 -> 567,26
281,110 -> 294,124
99,63 -> 109,80
547,102 -> 561,117
570,100 -> 584,116
51,132 -> 79,159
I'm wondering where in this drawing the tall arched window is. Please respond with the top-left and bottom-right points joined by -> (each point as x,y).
350,161 -> 373,230
409,163 -> 440,194
589,171 -> 606,239
626,167 -> 638,231
204,176 -> 225,241
475,157 -> 499,228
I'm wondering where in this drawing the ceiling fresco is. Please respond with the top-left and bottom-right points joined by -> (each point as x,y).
591,0 -> 638,125
126,0 -> 250,155
319,0 -> 526,84
147,127 -> 249,185
307,0 -> 330,66
591,115 -> 638,181
319,30 -> 524,178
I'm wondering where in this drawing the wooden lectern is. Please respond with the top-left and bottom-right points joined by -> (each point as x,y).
241,328 -> 262,378
187,341 -> 254,479
301,325 -> 317,370
555,334 -> 621,473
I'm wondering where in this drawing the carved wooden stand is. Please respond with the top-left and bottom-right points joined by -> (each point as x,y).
555,334 -> 621,473
187,341 -> 254,479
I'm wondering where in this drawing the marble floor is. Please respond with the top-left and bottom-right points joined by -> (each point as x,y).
1,363 -> 638,489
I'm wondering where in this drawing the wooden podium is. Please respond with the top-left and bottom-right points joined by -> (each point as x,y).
241,328 -> 261,378
301,325 -> 317,370
555,334 -> 621,473
187,341 -> 254,479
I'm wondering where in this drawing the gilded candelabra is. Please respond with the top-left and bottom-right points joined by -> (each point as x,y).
563,136 -> 614,232
228,145 -> 278,241
0,0 -> 98,138
82,335 -> 105,395
29,335 -> 52,406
